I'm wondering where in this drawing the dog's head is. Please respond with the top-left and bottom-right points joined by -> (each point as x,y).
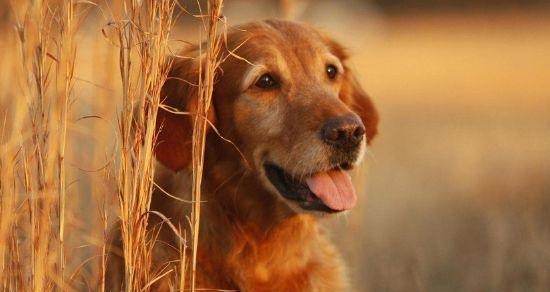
156,20 -> 378,214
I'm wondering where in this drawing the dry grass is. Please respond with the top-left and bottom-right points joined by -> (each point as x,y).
112,0 -> 175,290
0,0 -> 224,290
188,1 -> 224,290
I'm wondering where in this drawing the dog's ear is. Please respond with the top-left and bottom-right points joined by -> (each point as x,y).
155,54 -> 217,171
325,38 -> 379,143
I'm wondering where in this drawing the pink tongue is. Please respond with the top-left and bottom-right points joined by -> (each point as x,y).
305,169 -> 357,211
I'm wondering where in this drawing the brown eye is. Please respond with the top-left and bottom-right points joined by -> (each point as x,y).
255,73 -> 278,89
326,64 -> 338,79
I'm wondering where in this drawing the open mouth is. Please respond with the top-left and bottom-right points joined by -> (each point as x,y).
264,163 -> 357,213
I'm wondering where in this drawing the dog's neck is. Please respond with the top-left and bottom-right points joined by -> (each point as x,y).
199,143 -> 333,287
151,138 -> 344,289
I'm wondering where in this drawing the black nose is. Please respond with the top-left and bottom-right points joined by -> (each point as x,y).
321,115 -> 366,148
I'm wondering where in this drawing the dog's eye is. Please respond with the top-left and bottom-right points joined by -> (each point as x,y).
326,64 -> 338,79
255,73 -> 278,89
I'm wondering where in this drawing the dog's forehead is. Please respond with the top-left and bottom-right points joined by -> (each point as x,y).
220,20 -> 346,92
229,20 -> 332,61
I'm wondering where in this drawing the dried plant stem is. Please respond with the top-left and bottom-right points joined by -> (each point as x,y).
179,229 -> 187,291
57,0 -> 75,286
8,0 -> 83,290
19,2 -> 55,290
115,0 -> 175,290
0,100 -> 25,291
190,1 -> 224,291
3,1 -> 220,290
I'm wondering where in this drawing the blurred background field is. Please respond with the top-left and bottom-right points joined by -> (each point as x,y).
1,0 -> 550,291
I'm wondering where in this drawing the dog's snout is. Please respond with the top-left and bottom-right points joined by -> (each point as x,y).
321,115 -> 365,148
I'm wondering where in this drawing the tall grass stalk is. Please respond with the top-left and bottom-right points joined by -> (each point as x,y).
17,2 -> 56,290
1,0 -> 223,290
4,0 -> 84,290
56,0 -> 75,286
190,1 -> 224,290
0,59 -> 26,292
113,0 -> 175,290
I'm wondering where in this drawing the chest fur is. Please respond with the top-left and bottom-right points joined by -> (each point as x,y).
219,216 -> 348,291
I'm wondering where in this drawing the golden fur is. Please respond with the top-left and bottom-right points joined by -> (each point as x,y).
107,19 -> 378,291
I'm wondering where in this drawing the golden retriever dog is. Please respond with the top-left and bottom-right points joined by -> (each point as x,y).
107,19 -> 378,291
